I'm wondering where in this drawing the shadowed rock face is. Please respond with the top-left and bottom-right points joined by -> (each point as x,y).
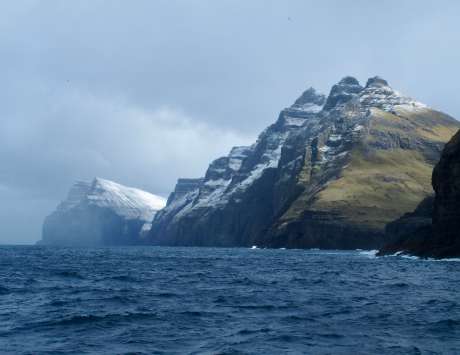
432,129 -> 460,255
149,76 -> 460,249
377,196 -> 434,256
378,129 -> 460,258
40,178 -> 166,246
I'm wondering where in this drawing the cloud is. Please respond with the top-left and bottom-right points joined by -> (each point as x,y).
1,81 -> 253,193
0,81 -> 253,243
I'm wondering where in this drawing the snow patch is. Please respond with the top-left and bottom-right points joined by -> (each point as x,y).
328,134 -> 342,142
88,178 -> 166,221
360,84 -> 428,113
285,116 -> 307,127
205,178 -> 229,187
291,102 -> 323,114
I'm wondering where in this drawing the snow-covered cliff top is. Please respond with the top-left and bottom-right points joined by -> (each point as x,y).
58,178 -> 166,221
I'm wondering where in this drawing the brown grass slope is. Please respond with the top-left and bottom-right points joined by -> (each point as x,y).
268,107 -> 459,248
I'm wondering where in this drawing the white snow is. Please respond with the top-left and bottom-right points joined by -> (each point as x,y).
204,178 -> 228,187
230,146 -> 252,158
162,108 -> 318,217
328,134 -> 342,142
359,84 -> 428,113
87,178 -> 166,221
228,158 -> 243,171
284,116 -> 307,127
141,222 -> 152,232
293,102 -> 323,113
393,102 -> 429,114
227,146 -> 252,171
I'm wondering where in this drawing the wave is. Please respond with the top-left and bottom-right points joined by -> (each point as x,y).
236,327 -> 271,335
358,250 -> 378,258
53,270 -> 85,279
430,257 -> 460,262
429,319 -> 460,332
400,254 -> 420,260
109,275 -> 139,282
389,282 -> 409,288
39,312 -> 156,328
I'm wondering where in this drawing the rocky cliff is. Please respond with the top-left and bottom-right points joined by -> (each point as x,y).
431,129 -> 460,256
379,129 -> 460,258
40,178 -> 166,246
149,76 -> 460,249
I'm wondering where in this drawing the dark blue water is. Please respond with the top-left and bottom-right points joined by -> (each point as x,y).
1,246 -> 459,354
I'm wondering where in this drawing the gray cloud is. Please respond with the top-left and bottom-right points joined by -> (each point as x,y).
1,0 -> 460,243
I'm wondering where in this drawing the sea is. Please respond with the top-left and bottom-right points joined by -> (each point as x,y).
0,245 -> 459,354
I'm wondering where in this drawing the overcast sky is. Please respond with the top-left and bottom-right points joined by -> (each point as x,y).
1,0 -> 460,244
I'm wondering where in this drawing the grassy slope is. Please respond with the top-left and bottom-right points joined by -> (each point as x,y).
279,107 -> 460,231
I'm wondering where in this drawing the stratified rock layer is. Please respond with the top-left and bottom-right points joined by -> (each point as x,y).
149,76 -> 460,249
40,178 -> 166,246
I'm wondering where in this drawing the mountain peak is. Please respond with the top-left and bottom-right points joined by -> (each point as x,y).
293,87 -> 326,107
338,76 -> 361,86
366,76 -> 389,88
323,76 -> 363,110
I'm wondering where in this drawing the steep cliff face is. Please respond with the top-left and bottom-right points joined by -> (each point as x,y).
431,129 -> 460,256
378,129 -> 460,258
149,76 -> 460,249
40,178 -> 166,246
377,196 -> 434,256
379,130 -> 460,257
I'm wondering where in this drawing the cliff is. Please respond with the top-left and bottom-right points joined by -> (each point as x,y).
40,178 -> 166,246
379,129 -> 460,258
148,76 -> 459,249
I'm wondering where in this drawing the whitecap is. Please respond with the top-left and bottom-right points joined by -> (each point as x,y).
400,254 -> 420,261
359,250 -> 378,258
430,257 -> 460,262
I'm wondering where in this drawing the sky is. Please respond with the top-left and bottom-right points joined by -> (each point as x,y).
1,0 -> 460,244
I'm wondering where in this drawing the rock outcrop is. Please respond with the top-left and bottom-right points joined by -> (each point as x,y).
379,129 -> 460,258
40,178 -> 166,246
431,129 -> 460,256
149,76 -> 460,249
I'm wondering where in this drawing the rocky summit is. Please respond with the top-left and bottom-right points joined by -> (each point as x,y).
148,76 -> 460,249
40,178 -> 166,246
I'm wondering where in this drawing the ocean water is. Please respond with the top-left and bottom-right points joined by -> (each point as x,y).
0,246 -> 459,354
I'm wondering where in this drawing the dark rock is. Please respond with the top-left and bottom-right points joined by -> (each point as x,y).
377,196 -> 434,256
166,178 -> 204,205
323,76 -> 363,110
365,76 -> 389,88
293,87 -> 326,107
432,130 -> 460,245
